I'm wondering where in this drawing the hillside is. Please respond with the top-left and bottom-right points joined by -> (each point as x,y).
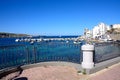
107,28 -> 120,40
0,32 -> 29,38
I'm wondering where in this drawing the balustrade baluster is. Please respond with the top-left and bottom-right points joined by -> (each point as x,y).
26,46 -> 29,64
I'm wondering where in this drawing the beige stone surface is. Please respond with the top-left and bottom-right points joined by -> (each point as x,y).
2,62 -> 120,80
15,66 -> 81,80
89,62 -> 120,80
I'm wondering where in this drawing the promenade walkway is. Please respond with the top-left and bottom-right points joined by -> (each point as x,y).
2,62 -> 120,80
88,62 -> 120,80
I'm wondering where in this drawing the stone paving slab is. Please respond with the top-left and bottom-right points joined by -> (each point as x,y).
1,62 -> 120,80
14,66 -> 80,80
89,62 -> 120,80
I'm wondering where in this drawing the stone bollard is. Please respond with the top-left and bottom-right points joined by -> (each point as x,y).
81,44 -> 95,69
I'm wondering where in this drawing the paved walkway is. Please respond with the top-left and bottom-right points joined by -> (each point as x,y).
6,66 -> 80,80
88,62 -> 120,80
2,62 -> 120,80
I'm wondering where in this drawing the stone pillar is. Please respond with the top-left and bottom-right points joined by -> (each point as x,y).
81,44 -> 94,69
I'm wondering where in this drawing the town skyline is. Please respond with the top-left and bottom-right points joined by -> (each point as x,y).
0,0 -> 120,35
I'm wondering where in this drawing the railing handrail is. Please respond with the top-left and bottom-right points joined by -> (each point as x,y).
0,44 -> 26,49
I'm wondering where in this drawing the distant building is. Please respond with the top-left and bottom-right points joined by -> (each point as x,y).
92,22 -> 109,39
99,23 -> 108,36
111,24 -> 120,29
92,26 -> 99,39
82,23 -> 120,40
84,28 -> 92,39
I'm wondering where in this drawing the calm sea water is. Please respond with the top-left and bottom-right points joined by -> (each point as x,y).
0,36 -> 83,69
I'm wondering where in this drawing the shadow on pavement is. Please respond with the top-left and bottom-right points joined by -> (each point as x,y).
14,77 -> 28,80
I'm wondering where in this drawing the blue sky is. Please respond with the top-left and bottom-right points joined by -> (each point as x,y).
0,0 -> 120,35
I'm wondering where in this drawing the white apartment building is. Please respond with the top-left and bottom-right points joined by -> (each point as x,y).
92,23 -> 109,39
99,23 -> 108,35
111,24 -> 120,29
92,26 -> 99,39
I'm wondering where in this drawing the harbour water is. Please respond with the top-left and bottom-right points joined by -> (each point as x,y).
0,36 -> 83,69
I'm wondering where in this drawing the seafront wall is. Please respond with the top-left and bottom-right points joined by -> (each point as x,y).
0,41 -> 81,70
0,56 -> 120,78
0,41 -> 120,77
82,42 -> 120,74
94,42 -> 120,63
